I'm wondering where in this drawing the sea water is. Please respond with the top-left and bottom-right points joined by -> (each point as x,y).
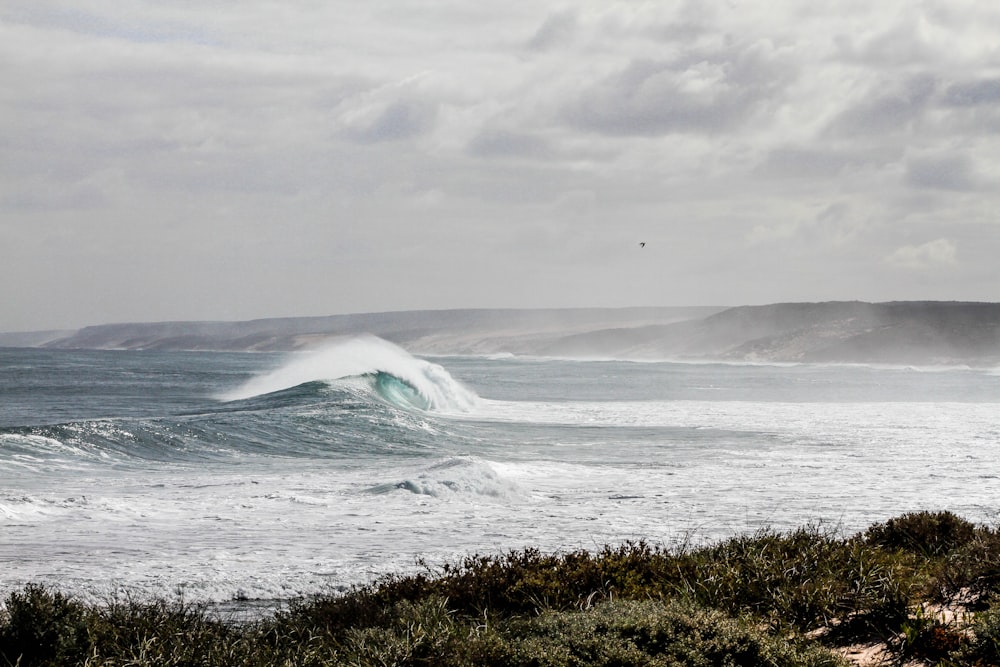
1,339 -> 998,608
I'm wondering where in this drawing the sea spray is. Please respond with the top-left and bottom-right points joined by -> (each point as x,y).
220,335 -> 479,411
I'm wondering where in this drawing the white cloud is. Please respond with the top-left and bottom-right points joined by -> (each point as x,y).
746,202 -> 868,248
884,239 -> 958,269
564,38 -> 797,137
905,154 -> 978,191
825,74 -> 938,138
526,9 -> 578,51
2,0 -> 1000,329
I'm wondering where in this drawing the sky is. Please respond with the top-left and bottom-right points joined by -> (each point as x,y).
2,1 -> 999,331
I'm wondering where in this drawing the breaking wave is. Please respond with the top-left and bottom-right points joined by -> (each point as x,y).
366,457 -> 524,500
1,340 -> 482,471
221,336 -> 479,412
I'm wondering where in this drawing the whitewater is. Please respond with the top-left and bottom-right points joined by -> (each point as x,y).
1,338 -> 998,609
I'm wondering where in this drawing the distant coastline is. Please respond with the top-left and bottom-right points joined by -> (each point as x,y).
2,301 -> 999,366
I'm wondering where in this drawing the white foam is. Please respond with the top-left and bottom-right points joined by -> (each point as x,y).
468,397 -> 1000,441
377,457 -> 525,500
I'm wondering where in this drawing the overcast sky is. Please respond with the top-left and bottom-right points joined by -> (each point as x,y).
2,1 -> 999,331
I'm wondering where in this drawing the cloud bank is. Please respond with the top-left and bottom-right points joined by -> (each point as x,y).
2,1 -> 998,329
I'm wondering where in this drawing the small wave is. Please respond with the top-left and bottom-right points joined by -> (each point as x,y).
220,336 -> 478,412
1,416 -> 252,468
0,433 -> 71,456
0,432 -> 109,472
366,457 -> 524,500
0,492 -> 127,523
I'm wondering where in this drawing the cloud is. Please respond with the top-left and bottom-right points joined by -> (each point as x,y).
526,9 -> 578,51
747,202 -> 867,248
564,38 -> 797,136
343,99 -> 439,143
904,154 -> 977,191
1,172 -> 116,211
942,78 -> 1000,107
4,1 -> 1000,330
3,3 -> 221,47
834,11 -> 937,68
884,239 -> 958,269
759,146 -> 880,180
467,128 -> 553,159
825,74 -> 937,137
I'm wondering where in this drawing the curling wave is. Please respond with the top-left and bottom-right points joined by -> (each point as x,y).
220,336 -> 478,412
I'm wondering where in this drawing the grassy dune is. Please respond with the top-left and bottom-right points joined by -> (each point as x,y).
3,511 -> 1000,666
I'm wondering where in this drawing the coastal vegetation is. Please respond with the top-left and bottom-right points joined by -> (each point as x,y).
3,511 -> 1000,666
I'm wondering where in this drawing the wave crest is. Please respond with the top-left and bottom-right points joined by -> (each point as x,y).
221,336 -> 478,412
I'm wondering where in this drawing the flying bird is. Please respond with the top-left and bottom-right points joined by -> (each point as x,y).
639,242 -> 645,248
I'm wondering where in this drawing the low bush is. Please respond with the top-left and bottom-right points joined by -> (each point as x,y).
957,603 -> 1000,665
481,599 -> 848,667
864,511 -> 978,558
323,596 -> 848,666
896,606 -> 968,663
85,594 -> 243,666
3,512 -> 999,666
0,584 -> 89,667
672,527 -> 912,632
933,531 -> 1000,603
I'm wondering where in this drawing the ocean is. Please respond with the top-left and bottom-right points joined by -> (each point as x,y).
2,337 -> 998,610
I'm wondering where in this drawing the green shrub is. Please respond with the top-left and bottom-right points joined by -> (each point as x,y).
294,527 -> 916,637
896,606 -> 967,663
864,511 -> 978,557
933,530 -> 1000,602
672,527 -> 912,632
281,541 -> 674,637
0,584 -> 90,667
959,604 -> 1000,665
478,599 -> 847,667
338,596 -> 455,666
85,594 -> 239,665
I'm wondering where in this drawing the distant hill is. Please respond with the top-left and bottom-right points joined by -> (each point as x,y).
3,302 -> 999,365
541,301 -> 1000,365
13,308 -> 719,355
0,330 -> 74,347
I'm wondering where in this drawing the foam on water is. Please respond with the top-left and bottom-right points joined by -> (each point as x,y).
367,457 -> 526,500
470,398 -> 1000,452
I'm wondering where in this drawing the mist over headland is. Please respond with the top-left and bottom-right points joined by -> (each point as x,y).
3,301 -> 998,366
